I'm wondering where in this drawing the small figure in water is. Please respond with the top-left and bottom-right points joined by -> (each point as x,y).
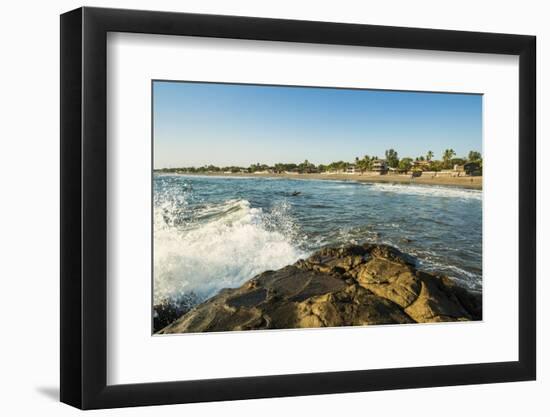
291,191 -> 301,196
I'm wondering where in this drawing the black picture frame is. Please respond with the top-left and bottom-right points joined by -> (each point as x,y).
60,6 -> 536,410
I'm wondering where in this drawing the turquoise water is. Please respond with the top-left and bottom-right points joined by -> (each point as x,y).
153,174 -> 482,305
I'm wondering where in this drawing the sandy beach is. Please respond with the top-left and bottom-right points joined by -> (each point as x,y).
164,172 -> 482,190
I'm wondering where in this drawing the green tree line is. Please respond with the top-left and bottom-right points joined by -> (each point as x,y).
155,149 -> 482,174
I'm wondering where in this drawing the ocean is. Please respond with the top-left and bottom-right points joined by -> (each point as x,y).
153,174 -> 482,308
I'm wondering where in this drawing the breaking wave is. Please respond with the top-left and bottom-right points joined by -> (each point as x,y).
153,197 -> 307,305
368,182 -> 482,200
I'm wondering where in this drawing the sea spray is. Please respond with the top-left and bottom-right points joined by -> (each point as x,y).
154,195 -> 307,306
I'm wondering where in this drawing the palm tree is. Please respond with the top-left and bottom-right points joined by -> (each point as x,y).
354,157 -> 362,173
385,149 -> 399,168
442,149 -> 456,169
364,155 -> 373,171
468,151 -> 482,162
356,155 -> 372,173
426,150 -> 434,161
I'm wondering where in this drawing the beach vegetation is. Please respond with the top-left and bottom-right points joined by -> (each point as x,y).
451,158 -> 466,167
385,149 -> 399,168
154,148 -> 482,176
398,157 -> 413,171
355,155 -> 375,173
442,149 -> 456,169
428,160 -> 444,171
326,160 -> 350,172
468,150 -> 482,162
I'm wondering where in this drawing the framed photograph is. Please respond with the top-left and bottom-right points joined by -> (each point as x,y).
60,6 -> 536,409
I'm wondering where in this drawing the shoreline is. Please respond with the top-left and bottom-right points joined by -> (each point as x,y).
157,171 -> 483,190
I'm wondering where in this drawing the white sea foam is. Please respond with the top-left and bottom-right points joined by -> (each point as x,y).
153,198 -> 306,304
368,182 -> 482,200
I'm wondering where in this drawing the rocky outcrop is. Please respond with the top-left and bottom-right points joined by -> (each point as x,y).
157,243 -> 481,334
153,292 -> 201,333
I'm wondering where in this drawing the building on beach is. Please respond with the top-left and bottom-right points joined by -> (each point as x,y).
372,159 -> 388,173
346,164 -> 357,174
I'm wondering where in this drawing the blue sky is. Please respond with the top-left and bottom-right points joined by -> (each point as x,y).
153,81 -> 482,168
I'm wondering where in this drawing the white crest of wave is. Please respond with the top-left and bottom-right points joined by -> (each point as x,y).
154,198 -> 306,304
369,183 -> 482,200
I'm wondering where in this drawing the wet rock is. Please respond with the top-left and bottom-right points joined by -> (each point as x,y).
153,292 -> 201,332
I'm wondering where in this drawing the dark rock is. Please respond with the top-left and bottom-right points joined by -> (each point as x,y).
153,292 -> 201,332
157,243 -> 482,334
